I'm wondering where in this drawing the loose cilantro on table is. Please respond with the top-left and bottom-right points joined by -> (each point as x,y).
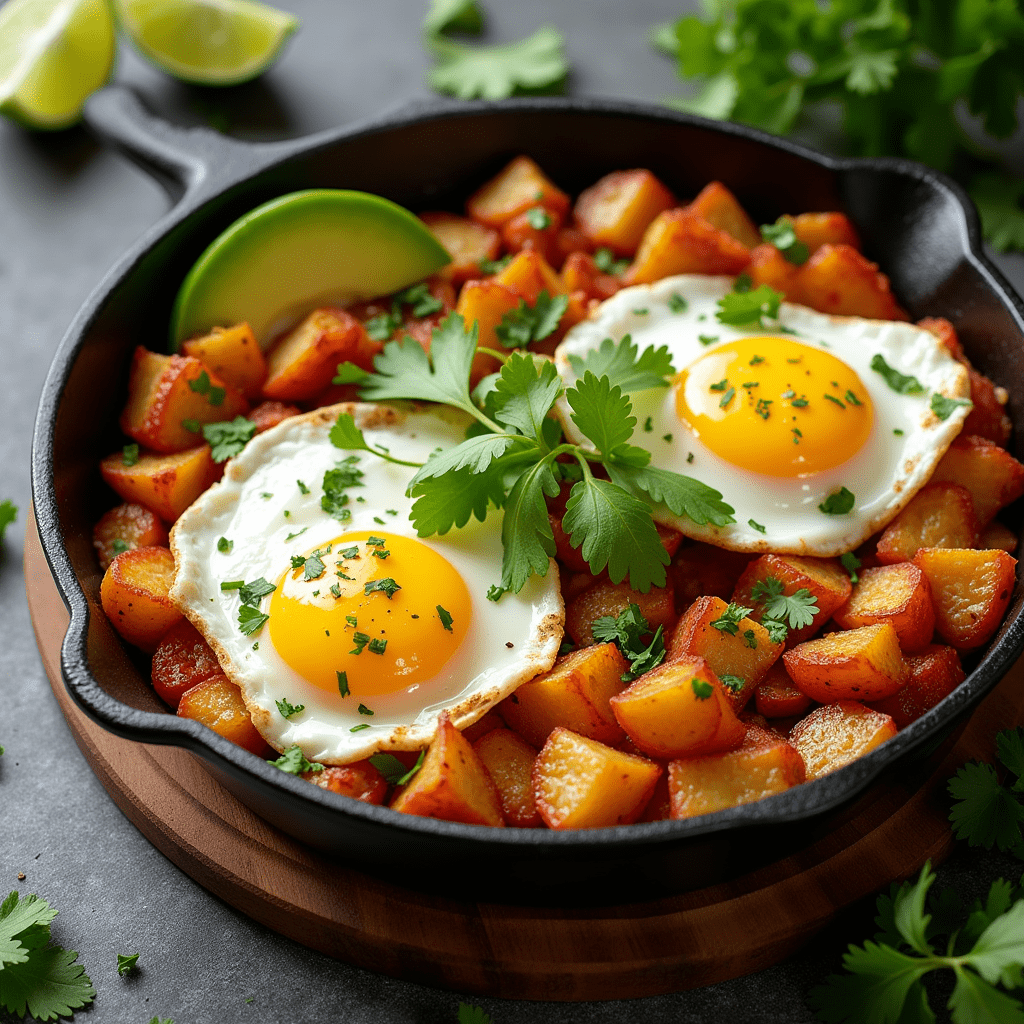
949,727 -> 1024,855
819,487 -> 855,516
202,416 -> 256,463
268,746 -> 321,775
750,577 -> 819,632
0,500 -> 17,546
424,0 -> 484,36
116,952 -> 139,976
931,393 -> 972,421
591,603 -> 666,682
275,698 -> 304,719
369,750 -> 426,787
495,291 -> 568,348
457,1003 -> 494,1024
760,217 -> 809,265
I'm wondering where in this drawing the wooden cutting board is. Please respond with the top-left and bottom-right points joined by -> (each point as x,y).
23,517 -> 1019,1000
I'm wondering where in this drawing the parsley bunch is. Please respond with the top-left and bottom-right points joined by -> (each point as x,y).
656,0 -> 1024,252
337,313 -> 734,593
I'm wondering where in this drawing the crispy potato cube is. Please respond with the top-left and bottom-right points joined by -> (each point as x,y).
561,252 -> 622,301
669,543 -> 753,610
151,618 -> 222,708
304,761 -> 388,804
493,248 -> 565,303
100,444 -> 219,522
667,595 -> 784,708
93,502 -> 169,571
784,623 -> 908,702
610,656 -> 744,759
963,367 -> 1012,447
501,208 -> 563,265
498,643 -> 629,748
419,211 -> 501,284
687,181 -> 761,249
533,728 -> 662,829
623,208 -> 752,285
868,644 -> 966,728
798,243 -> 908,321
182,322 -> 267,399
747,243 -> 804,303
177,673 -> 268,756
460,708 -> 505,744
99,545 -> 182,652
788,212 -> 860,254
668,722 -> 806,820
119,347 -> 248,453
573,169 -> 676,256
390,711 -> 505,826
474,728 -> 541,828
555,225 -> 594,264
876,482 -> 980,564
247,399 -> 301,434
754,662 -> 812,718
564,579 -> 676,647
930,434 -> 1024,526
913,547 -> 1017,651
790,701 -> 897,779
833,562 -> 936,653
467,155 -> 570,229
456,278 -> 523,381
732,554 -> 852,645
637,772 -> 672,823
981,521 -> 1018,554
264,308 -> 377,401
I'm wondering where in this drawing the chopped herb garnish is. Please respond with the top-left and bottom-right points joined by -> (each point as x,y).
709,379 -> 729,392
759,217 -> 809,264
791,397 -> 809,407
525,206 -> 552,230
330,583 -> 342,598
395,281 -> 445,318
487,585 -> 505,602
662,433 -> 673,442
117,953 -> 140,976
437,605 -> 454,631
346,614 -> 358,627
372,548 -> 390,559
350,723 -> 371,732
368,638 -> 388,655
260,492 -> 273,500
594,248 -> 630,275
643,416 -> 653,432
238,605 -> 269,636
364,577 -> 401,598
181,417 -> 200,433
297,479 -> 310,494
710,602 -> 753,635
276,698 -> 305,718
719,674 -> 745,693
845,389 -> 863,406
667,292 -> 688,312
686,452 -> 694,463
748,519 -> 766,534
750,355 -> 765,365
931,392 -> 972,420
369,750 -> 426,786
893,428 -> 905,435
633,307 -> 649,316
591,603 -> 666,681
366,536 -> 386,547
112,539 -> 129,555
268,745 -> 321,774
239,577 -> 275,605
122,443 -> 139,466
819,486 -> 856,515
373,516 -> 386,525
840,551 -> 862,584
350,632 -> 371,655
340,545 -> 360,558
478,254 -> 513,275
285,528 -> 308,541
358,703 -> 374,716
782,389 -> 795,399
221,580 -> 244,591
792,428 -> 802,443
743,629 -> 758,649
716,282 -> 783,327
216,536 -> 232,553
698,333 -> 719,345
691,677 -> 714,700
823,393 -> 846,409
719,386 -> 736,409
202,415 -> 256,462
870,353 -> 925,395
755,398 -> 772,420
495,290 -> 569,348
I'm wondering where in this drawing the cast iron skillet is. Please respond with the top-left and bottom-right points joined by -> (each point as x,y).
31,85 -> 1024,904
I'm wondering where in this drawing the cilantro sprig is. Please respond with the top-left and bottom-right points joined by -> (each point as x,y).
591,603 -> 666,682
750,576 -> 819,632
268,746 -> 322,775
566,333 -> 675,393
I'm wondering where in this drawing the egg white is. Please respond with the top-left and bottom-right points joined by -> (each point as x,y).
554,275 -> 972,556
169,402 -> 563,763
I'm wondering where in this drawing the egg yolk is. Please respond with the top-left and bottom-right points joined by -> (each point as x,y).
674,337 -> 874,477
268,531 -> 471,699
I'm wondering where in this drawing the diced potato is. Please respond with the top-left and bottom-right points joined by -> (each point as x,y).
623,208 -> 752,285
732,554 -> 852,645
99,545 -> 182,652
784,623 -> 908,702
790,701 -> 897,779
100,444 -> 219,522
668,722 -> 806,820
981,521 -> 1018,554
533,728 -> 662,829
501,208 -> 563,265
930,434 -> 1024,526
555,225 -> 594,264
669,543 -> 753,610
181,322 -> 267,399
687,181 -> 761,249
564,579 -> 676,647
473,728 -> 541,827
561,252 -> 622,301
247,399 -> 301,434
467,155 -> 570,229
573,169 -> 676,256
875,482 -> 980,564
666,595 -> 784,709
747,243 -> 804,303
916,316 -> 964,361
610,656 -> 744,759
913,547 -> 1017,650
832,562 -> 936,653
264,308 -> 378,401
391,711 -> 505,826
868,644 -> 966,728
304,761 -> 388,804
754,662 -> 812,718
419,211 -> 501,284
963,367 -> 1012,447
493,248 -> 565,303
636,772 -> 672,823
460,708 -> 505,744
498,643 -> 629,748
788,212 -> 860,254
151,618 -> 222,708
177,673 -> 268,756
798,243 -> 908,321
119,347 -> 249,453
93,502 -> 169,571
456,278 -> 525,381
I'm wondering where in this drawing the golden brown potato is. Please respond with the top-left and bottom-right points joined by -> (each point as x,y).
981,521 -> 1018,554
99,545 -> 182,652
247,399 -> 301,434
564,579 -> 675,647
832,562 -> 936,653
92,502 -> 169,571
669,543 -> 753,611
467,155 -> 570,229
753,662 -> 812,719
473,728 -> 541,828
419,211 -> 501,283
456,278 -> 523,382
177,673 -> 268,756
100,444 -> 220,522
788,212 -> 860,254
686,181 -> 761,249
930,435 -> 1024,527
305,761 -> 388,804
151,618 -> 222,708
868,644 -> 966,728
963,366 -> 1013,447
573,169 -> 676,256
492,248 -> 565,304
875,482 -> 979,564
789,701 -> 897,779
798,243 -> 908,321
181,322 -> 267,400
747,243 -> 804,303
501,208 -> 564,266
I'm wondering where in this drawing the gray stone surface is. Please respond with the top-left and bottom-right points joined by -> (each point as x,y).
2,2 -> 1023,1021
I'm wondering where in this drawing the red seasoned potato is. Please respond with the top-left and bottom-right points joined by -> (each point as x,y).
876,482 -> 979,564
832,562 -> 936,653
913,547 -> 1017,650
501,208 -> 563,265
181,322 -> 267,399
456,278 -> 523,381
687,181 -> 761,249
304,761 -> 388,805
788,212 -> 860,254
391,711 -> 504,826
92,502 -> 169,571
99,545 -> 182,652
498,643 -> 629,748
790,701 -> 897,779
754,662 -> 812,719
930,435 -> 1024,527
798,243 -> 908,321
419,211 -> 501,284
747,243 -> 804,303
668,722 -> 806,819
247,400 -> 301,434
784,623 -> 908,702
981,521 -> 1018,554
100,444 -> 220,522
669,543 -> 753,610
492,248 -> 565,304
963,367 -> 1012,447
151,618 -> 222,708
177,673 -> 268,756
564,579 -> 676,647
561,251 -> 622,302
533,728 -> 662,829
869,644 -> 965,729
467,155 -> 570,229
573,169 -> 676,256
473,728 -> 542,828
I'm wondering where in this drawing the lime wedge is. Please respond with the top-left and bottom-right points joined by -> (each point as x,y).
171,189 -> 452,349
114,0 -> 298,86
0,0 -> 116,130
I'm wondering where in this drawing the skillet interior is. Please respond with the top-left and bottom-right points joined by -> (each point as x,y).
33,97 -> 1024,904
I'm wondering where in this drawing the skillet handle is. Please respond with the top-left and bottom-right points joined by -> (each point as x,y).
82,85 -> 259,206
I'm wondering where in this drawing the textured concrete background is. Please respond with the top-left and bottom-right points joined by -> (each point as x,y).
2,2 -> 1024,1021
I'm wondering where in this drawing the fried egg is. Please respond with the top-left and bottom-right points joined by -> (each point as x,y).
169,403 -> 563,763
554,275 -> 972,555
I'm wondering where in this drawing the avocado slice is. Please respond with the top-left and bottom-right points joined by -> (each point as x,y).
170,189 -> 450,350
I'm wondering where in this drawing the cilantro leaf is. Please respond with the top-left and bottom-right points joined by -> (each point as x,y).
561,473 -> 669,592
565,334 -> 675,393
870,354 -> 925,395
395,282 -> 444,318
410,464 -> 506,537
0,943 -> 96,1022
369,750 -> 426,786
750,576 -> 819,631
491,351 -> 563,441
495,291 -> 568,348
237,606 -> 269,637
591,603 -> 666,681
500,460 -> 559,592
948,970 -> 1024,1024
968,900 -> 1024,988
116,952 -> 139,976
238,577 -> 275,606
437,605 -> 454,631
409,433 -> 525,485
593,248 -> 629,275
458,1003 -> 494,1024
999,729 -> 1024,790
566,371 -> 635,457
332,362 -> 370,385
819,487 -> 856,515
424,0 -> 483,36
949,761 -> 1024,851
267,746 -> 322,775
202,416 -> 256,463
760,217 -> 809,264
607,463 -> 736,527
931,393 -> 972,421
710,602 -> 752,636
275,698 -> 305,719
0,893 -> 58,969
841,551 -> 862,584
716,283 -> 783,327
427,25 -> 567,100
762,618 -> 789,645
